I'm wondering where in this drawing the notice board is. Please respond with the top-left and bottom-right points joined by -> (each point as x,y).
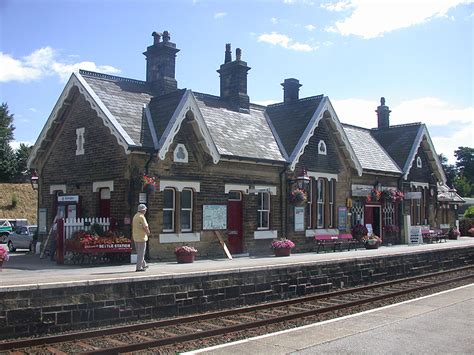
203,205 -> 227,230
337,207 -> 347,231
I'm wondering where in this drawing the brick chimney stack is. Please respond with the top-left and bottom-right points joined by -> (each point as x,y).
376,97 -> 391,129
143,31 -> 180,95
281,78 -> 302,104
217,44 -> 251,113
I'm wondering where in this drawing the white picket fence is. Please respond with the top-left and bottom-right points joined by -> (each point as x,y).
63,217 -> 110,240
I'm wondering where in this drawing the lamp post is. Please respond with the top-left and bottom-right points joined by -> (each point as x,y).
30,170 -> 39,190
296,168 -> 310,191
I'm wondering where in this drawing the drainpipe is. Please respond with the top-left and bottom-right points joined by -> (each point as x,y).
279,166 -> 287,237
144,150 -> 156,174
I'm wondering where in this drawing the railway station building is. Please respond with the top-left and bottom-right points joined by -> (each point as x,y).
27,31 -> 462,260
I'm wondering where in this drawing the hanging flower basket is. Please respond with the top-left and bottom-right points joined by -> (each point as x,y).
289,188 -> 307,206
141,174 -> 158,193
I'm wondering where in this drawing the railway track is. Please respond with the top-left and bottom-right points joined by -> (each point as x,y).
1,266 -> 472,354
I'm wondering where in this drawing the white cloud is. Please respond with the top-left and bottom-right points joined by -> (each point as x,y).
323,0 -> 472,39
214,12 -> 227,19
258,32 -> 316,52
271,17 -> 278,24
28,108 -> 37,112
321,0 -> 353,12
9,140 -> 34,151
0,47 -> 120,83
331,96 -> 473,163
254,99 -> 279,106
305,24 -> 316,31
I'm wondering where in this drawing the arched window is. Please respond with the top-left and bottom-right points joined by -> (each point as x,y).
318,140 -> 327,155
76,127 -> 85,155
416,156 -> 422,168
173,144 -> 188,163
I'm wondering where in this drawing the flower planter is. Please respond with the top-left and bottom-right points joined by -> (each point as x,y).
274,248 -> 291,257
365,243 -> 379,250
176,253 -> 195,263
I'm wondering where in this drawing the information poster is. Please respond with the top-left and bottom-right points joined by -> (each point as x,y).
294,206 -> 305,232
337,207 -> 347,231
203,205 -> 227,230
38,208 -> 47,233
409,226 -> 422,244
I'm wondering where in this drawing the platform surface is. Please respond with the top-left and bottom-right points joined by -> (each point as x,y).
189,284 -> 474,354
1,238 -> 473,290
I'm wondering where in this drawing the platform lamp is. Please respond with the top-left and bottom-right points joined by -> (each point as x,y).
30,170 -> 39,190
296,168 -> 311,191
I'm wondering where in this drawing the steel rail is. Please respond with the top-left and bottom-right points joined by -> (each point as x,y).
80,272 -> 474,354
0,265 -> 472,352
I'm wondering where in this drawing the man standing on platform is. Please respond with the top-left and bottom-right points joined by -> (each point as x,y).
132,204 -> 150,272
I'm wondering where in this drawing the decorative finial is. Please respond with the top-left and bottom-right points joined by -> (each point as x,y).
381,97 -> 385,106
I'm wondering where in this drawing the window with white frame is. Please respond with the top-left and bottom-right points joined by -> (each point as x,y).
328,179 -> 335,227
258,192 -> 270,230
416,156 -> 422,168
180,188 -> 193,232
317,179 -> 325,228
318,140 -> 327,155
163,188 -> 175,232
173,144 -> 189,163
76,127 -> 85,155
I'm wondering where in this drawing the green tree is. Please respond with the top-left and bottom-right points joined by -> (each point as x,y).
0,103 -> 16,182
15,143 -> 33,182
454,147 -> 474,182
438,153 -> 457,188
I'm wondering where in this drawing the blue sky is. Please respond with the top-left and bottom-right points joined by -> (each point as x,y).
1,0 -> 472,163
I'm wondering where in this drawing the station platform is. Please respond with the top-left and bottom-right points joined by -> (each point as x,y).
189,284 -> 474,354
1,237 -> 473,289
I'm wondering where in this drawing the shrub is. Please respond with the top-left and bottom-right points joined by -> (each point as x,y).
459,218 -> 474,236
11,194 -> 17,208
90,223 -> 105,237
464,206 -> 474,218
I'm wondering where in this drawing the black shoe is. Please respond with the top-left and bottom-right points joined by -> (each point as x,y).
136,269 -> 146,272
144,265 -> 149,269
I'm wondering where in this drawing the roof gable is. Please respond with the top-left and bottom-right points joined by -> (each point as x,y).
80,70 -> 153,147
28,72 -> 136,168
266,96 -> 362,174
372,123 -> 446,183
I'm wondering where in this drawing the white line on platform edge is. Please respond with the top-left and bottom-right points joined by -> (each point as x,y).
182,283 -> 473,354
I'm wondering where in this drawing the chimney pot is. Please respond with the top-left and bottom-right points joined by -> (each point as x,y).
376,96 -> 391,129
281,78 -> 302,104
225,43 -> 232,63
236,48 -> 242,61
152,31 -> 161,45
163,30 -> 170,43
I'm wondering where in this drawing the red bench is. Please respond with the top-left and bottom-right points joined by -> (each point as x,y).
314,233 -> 359,253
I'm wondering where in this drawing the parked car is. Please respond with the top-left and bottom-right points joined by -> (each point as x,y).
6,225 -> 37,252
0,220 -> 13,242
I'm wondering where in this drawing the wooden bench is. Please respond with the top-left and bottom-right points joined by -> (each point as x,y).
314,234 -> 359,253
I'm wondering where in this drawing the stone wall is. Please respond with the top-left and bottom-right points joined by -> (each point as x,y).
1,247 -> 472,340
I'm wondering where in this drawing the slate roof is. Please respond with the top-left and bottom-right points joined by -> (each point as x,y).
193,93 -> 285,162
266,96 -> 324,158
371,123 -> 422,171
148,90 -> 186,147
342,124 -> 402,174
80,70 -> 154,147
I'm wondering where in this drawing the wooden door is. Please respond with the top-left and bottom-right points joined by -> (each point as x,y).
227,192 -> 243,254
